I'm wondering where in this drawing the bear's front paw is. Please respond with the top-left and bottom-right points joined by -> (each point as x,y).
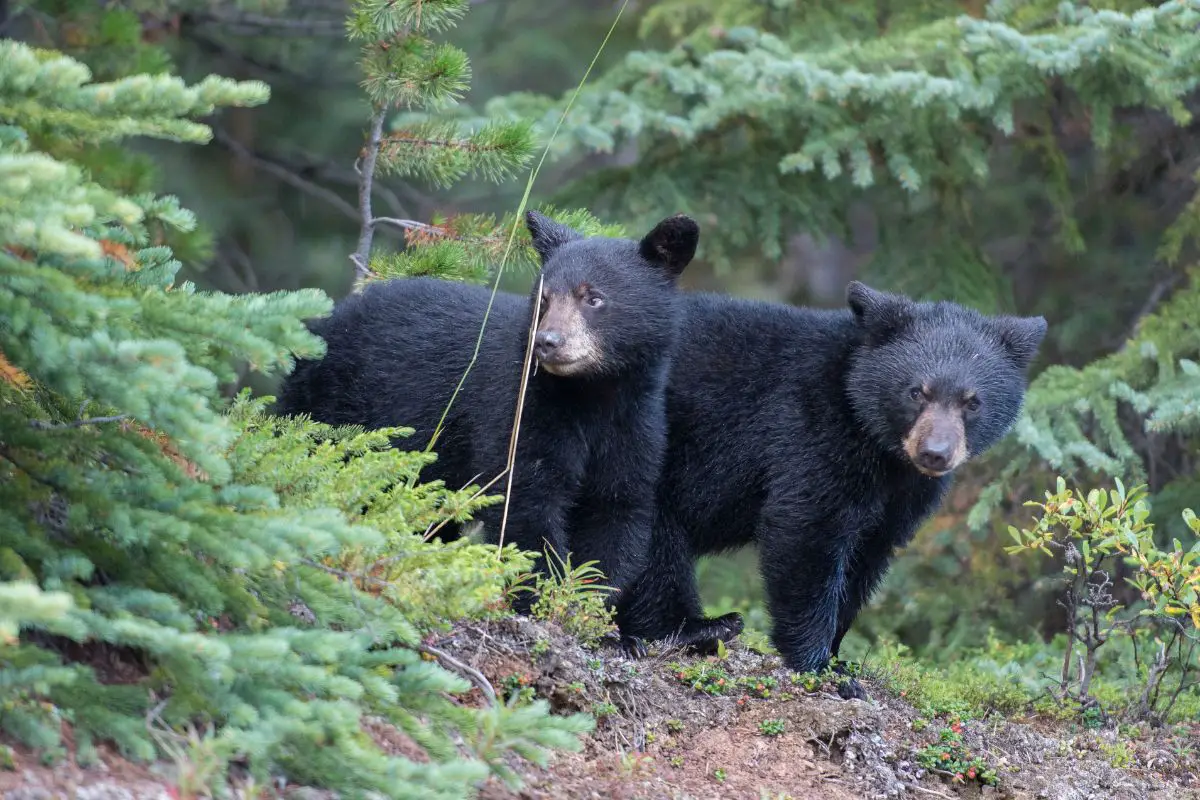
836,676 -> 870,701
682,612 -> 744,643
711,611 -> 745,638
832,660 -> 869,701
671,613 -> 745,655
619,635 -> 649,659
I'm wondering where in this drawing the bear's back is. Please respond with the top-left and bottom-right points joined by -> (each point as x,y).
278,277 -> 529,440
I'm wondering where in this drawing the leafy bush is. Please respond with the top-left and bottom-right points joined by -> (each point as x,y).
915,724 -> 999,787
523,549 -> 618,648
1006,478 -> 1199,723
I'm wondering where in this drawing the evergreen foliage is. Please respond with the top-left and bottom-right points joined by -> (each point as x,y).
0,36 -> 592,796
971,267 -> 1200,534
488,1 -> 1200,275
348,0 -> 622,287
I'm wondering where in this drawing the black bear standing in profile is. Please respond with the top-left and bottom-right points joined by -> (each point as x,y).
276,210 -> 699,606
616,282 -> 1047,695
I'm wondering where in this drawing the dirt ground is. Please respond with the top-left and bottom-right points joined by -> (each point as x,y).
3,616 -> 1198,799
445,618 -> 1199,800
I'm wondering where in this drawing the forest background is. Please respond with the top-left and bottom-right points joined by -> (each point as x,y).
4,0 -> 1200,792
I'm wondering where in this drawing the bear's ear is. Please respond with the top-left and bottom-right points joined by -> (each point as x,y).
526,210 -> 584,263
846,281 -> 913,342
990,315 -> 1048,371
639,214 -> 699,278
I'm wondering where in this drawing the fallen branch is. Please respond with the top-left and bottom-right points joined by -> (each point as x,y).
417,643 -> 497,706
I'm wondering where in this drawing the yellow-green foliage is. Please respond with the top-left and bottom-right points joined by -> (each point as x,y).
527,549 -> 617,648
868,638 -> 1036,722
229,394 -> 531,629
1006,478 -> 1199,722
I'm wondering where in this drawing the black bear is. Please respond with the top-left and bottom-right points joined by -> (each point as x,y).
616,281 -> 1047,695
276,210 -> 699,605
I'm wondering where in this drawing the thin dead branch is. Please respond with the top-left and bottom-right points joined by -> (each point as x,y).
351,111 -> 388,280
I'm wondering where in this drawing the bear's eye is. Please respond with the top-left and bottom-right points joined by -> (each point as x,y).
586,295 -> 605,309
964,396 -> 981,413
908,387 -> 924,402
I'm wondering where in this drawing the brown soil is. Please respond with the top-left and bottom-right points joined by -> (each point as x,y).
4,616 -> 1199,799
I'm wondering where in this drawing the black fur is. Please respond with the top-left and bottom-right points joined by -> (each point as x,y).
616,282 -> 1047,687
276,211 -> 699,608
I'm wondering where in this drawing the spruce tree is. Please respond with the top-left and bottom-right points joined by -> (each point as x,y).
0,35 -> 592,797
345,0 -> 622,287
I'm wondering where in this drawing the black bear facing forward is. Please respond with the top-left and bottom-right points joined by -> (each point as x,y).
616,281 -> 1047,693
277,210 -> 699,605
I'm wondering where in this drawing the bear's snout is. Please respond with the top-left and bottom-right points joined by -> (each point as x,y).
534,329 -> 564,360
916,434 -> 954,473
903,404 -> 968,477
533,293 -> 603,375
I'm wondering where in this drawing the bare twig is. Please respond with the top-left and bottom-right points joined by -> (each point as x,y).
907,784 -> 954,799
213,128 -> 360,222
351,111 -> 388,280
371,217 -> 442,235
417,644 -> 496,705
421,468 -> 508,543
300,557 -> 394,590
495,275 -> 543,556
29,414 -> 128,430
189,10 -> 345,37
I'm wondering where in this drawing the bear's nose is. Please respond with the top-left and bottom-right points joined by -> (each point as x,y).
916,439 -> 952,473
534,330 -> 563,359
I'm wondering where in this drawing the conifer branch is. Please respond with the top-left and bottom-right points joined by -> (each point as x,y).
0,445 -> 68,492
298,554 -> 498,705
352,110 -> 388,279
29,414 -> 128,430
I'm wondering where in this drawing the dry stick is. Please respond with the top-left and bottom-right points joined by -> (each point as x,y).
351,110 -> 387,280
421,469 -> 508,544
495,276 -> 543,556
372,216 -> 442,235
417,644 -> 497,706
